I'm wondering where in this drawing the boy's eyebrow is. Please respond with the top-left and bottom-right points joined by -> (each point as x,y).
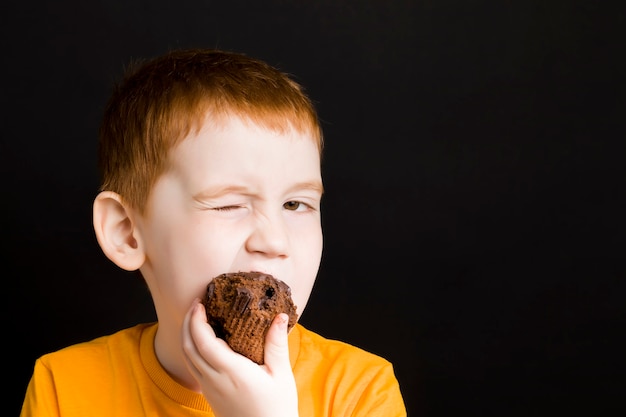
287,180 -> 324,194
192,180 -> 324,200
192,185 -> 252,200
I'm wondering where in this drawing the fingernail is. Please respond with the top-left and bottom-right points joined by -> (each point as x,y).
277,313 -> 288,330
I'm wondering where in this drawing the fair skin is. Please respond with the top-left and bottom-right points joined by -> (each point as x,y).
93,115 -> 324,417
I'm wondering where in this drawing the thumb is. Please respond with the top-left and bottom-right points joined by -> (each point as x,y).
262,313 -> 291,372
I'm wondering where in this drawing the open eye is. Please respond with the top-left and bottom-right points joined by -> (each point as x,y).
283,201 -> 310,211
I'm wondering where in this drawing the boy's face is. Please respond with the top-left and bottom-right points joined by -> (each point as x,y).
135,116 -> 323,327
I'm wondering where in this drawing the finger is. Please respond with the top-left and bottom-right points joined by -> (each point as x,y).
188,301 -> 235,370
262,313 -> 292,374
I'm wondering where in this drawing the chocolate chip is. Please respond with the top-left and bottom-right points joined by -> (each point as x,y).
233,287 -> 252,314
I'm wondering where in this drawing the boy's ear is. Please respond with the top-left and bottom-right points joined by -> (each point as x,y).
93,191 -> 145,271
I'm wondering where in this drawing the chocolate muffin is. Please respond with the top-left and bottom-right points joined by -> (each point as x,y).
203,271 -> 298,364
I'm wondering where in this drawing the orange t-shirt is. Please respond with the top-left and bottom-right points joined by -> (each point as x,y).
21,323 -> 407,417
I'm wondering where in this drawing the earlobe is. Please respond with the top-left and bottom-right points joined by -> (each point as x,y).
93,191 -> 145,271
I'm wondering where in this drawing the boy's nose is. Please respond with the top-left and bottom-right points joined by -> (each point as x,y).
245,211 -> 289,258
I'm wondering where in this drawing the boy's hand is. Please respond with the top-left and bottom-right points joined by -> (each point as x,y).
182,299 -> 299,417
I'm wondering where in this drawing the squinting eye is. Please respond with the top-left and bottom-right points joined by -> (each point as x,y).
213,205 -> 241,212
284,201 -> 305,211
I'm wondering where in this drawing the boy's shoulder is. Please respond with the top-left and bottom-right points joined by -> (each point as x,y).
291,324 -> 405,416
38,322 -> 155,369
293,323 -> 393,368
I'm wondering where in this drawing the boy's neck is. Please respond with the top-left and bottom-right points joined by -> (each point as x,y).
154,324 -> 202,392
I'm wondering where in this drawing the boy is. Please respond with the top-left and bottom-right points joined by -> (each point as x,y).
21,48 -> 407,417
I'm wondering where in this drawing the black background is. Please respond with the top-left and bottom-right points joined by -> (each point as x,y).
4,1 -> 625,416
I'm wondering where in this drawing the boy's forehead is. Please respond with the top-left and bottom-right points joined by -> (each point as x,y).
159,118 -> 323,201
173,114 -> 318,153
167,115 -> 321,171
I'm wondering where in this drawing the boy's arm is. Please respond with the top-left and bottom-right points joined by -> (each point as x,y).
352,363 -> 407,417
20,360 -> 61,417
182,299 -> 299,417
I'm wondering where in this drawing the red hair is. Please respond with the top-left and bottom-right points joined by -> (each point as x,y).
98,48 -> 323,213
